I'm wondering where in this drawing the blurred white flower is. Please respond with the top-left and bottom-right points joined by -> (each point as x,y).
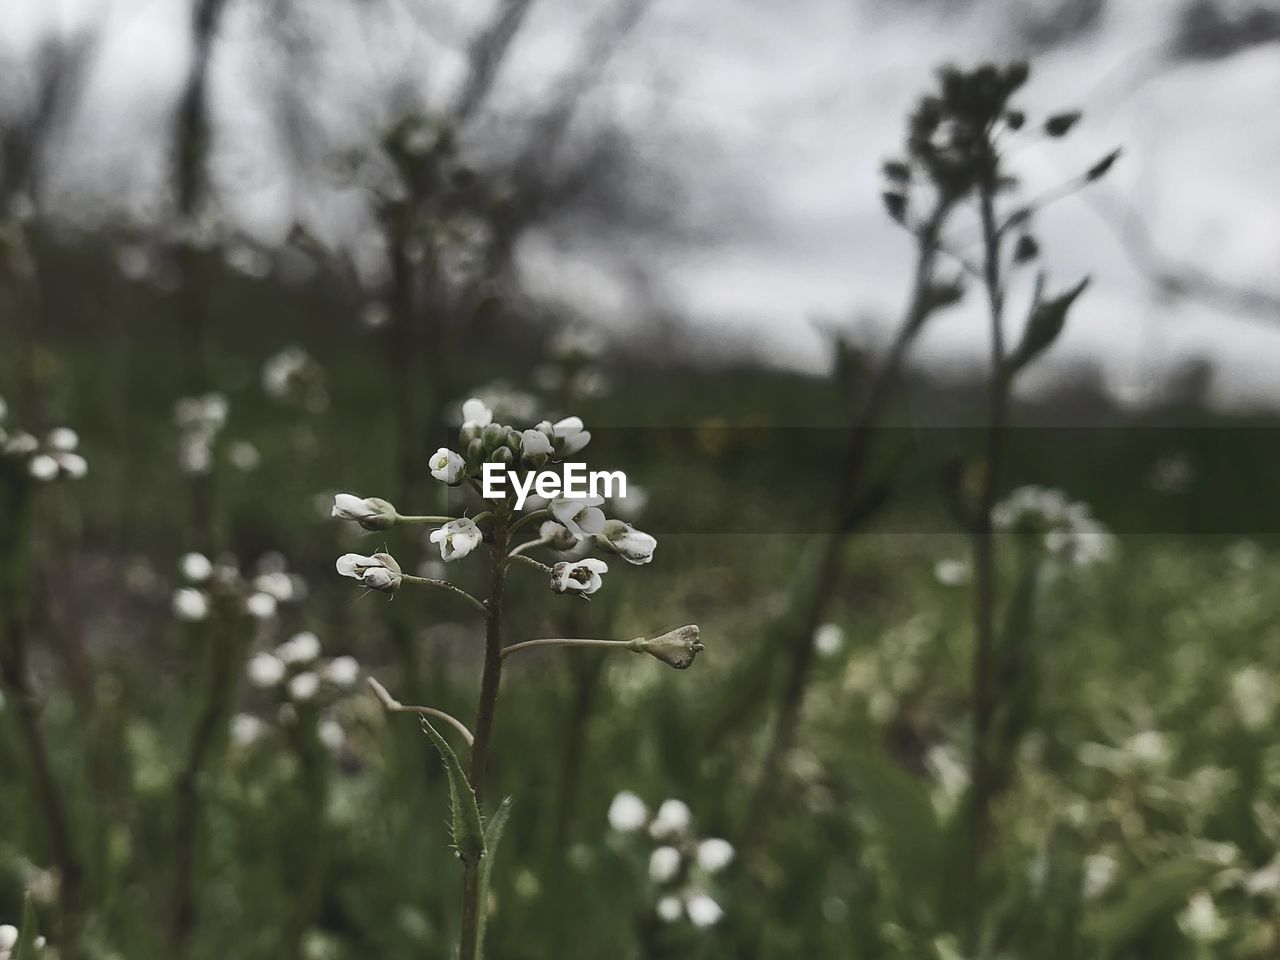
48,427 -> 79,451
227,440 -> 260,471
247,653 -> 287,687
550,496 -> 606,538
278,632 -> 322,664
430,518 -> 483,561
994,485 -> 1116,568
253,571 -> 295,602
1123,730 -> 1171,770
336,552 -> 402,594
696,838 -> 735,873
686,893 -> 724,927
539,520 -> 580,551
180,552 -> 213,582
245,592 -> 278,619
612,483 -> 649,520
655,896 -> 683,923
1230,665 -> 1277,732
649,846 -> 681,884
933,558 -> 970,587
607,791 -> 648,832
430,448 -> 465,484
28,454 -> 58,481
0,924 -> 17,952
1177,890 -> 1226,943
288,671 -> 320,702
361,302 -> 390,329
325,655 -> 360,686
596,520 -> 656,565
55,452 -> 88,479
461,398 -> 492,430
1082,853 -> 1119,900
552,416 -> 591,455
649,799 -> 692,839
813,623 -> 844,658
4,432 -> 36,455
230,713 -> 265,746
172,588 -> 210,622
317,719 -> 346,751
551,558 -> 608,595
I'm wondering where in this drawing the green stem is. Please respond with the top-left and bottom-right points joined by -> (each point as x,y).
501,637 -> 640,660
400,575 -> 488,615
505,553 -> 552,576
396,515 -> 455,525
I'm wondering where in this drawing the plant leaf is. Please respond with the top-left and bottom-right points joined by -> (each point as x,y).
1006,277 -> 1089,375
421,719 -> 486,866
476,796 -> 513,956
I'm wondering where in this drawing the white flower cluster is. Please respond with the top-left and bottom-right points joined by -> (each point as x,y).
992,485 -> 1117,568
174,393 -> 227,475
0,399 -> 88,482
262,345 -> 328,413
0,922 -> 45,958
171,551 -> 304,623
607,792 -> 732,928
233,631 -> 360,750
335,396 -> 657,598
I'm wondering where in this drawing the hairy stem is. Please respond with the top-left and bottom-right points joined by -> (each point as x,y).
368,677 -> 476,747
501,636 -> 640,660
401,575 -> 488,616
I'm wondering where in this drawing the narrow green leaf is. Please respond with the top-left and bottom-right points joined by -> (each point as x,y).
14,893 -> 39,959
1006,277 -> 1090,375
476,796 -> 513,955
421,719 -> 485,865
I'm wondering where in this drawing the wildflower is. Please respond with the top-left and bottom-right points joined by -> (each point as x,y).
180,552 -> 213,582
540,520 -> 580,551
686,893 -> 724,927
245,592 -> 278,619
278,632 -> 322,664
325,655 -> 360,686
230,713 -> 265,746
0,924 -> 17,953
253,571 -> 295,601
4,432 -> 36,455
288,671 -> 320,702
636,626 -> 703,669
331,494 -> 398,531
656,896 -> 683,922
29,454 -> 58,481
462,398 -> 492,431
247,653 -> 287,687
430,448 -> 466,484
550,496 -> 606,538
933,558 -> 970,586
550,558 -> 608,595
318,719 -> 346,750
1177,890 -> 1226,943
227,440 -> 260,471
430,518 -> 483,561
336,552 -> 403,594
48,427 -> 78,451
649,846 -> 681,884
1231,665 -> 1278,731
649,799 -> 692,839
813,623 -> 844,658
520,428 -> 553,460
172,588 -> 210,622
608,791 -> 649,832
1082,853 -> 1118,900
696,838 -> 735,873
552,416 -> 591,455
596,520 -> 656,565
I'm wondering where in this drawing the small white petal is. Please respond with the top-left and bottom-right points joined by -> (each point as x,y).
247,653 -> 287,687
607,791 -> 649,832
180,552 -> 213,583
649,846 -> 681,884
288,671 -> 320,701
696,838 -> 735,873
172,588 -> 210,622
686,893 -> 724,927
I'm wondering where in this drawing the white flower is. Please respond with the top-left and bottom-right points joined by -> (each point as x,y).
317,719 -> 346,750
29,454 -> 58,481
462,398 -> 492,430
656,896 -> 683,923
325,655 -> 360,686
1231,665 -> 1278,732
331,493 -> 397,530
649,846 -> 681,884
172,587 -> 210,622
48,427 -> 79,451
0,924 -> 18,951
335,552 -> 403,594
813,623 -> 844,658
278,631 -> 322,664
230,713 -> 265,746
4,432 -> 37,455
227,440 -> 260,471
430,518 -> 483,561
686,893 -> 724,927
649,798 -> 692,839
55,452 -> 88,479
933,558 -> 970,587
1082,853 -> 1118,900
607,791 -> 649,832
696,838 -> 735,873
539,520 -> 580,550
430,448 -> 466,484
288,671 -> 320,701
245,592 -> 278,619
550,558 -> 608,595
552,416 -> 591,455
1177,890 -> 1226,943
596,520 -> 656,565
521,429 -> 553,459
247,653 -> 287,687
550,496 -> 606,538
180,552 -> 213,582
253,571 -> 295,602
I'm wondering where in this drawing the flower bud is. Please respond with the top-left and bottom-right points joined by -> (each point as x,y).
482,424 -> 507,450
331,493 -> 399,531
335,552 -> 403,594
635,625 -> 703,670
489,445 -> 514,467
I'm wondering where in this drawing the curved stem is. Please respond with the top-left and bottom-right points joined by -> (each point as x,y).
508,508 -> 549,536
400,575 -> 488,615
501,637 -> 640,660
396,514 -> 456,525
505,553 -> 552,575
367,677 -> 475,747
508,534 -> 552,558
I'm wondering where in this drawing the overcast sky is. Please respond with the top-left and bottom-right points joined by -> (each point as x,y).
4,0 -> 1280,407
